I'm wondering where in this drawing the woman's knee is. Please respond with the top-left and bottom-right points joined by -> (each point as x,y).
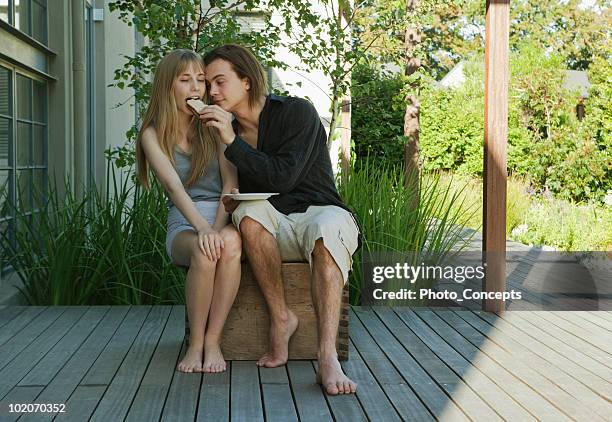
189,239 -> 217,269
220,226 -> 242,260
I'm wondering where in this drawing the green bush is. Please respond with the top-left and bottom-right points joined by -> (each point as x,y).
420,60 -> 485,176
351,63 -> 407,165
417,46 -> 611,203
1,161 -> 185,305
352,44 -> 610,203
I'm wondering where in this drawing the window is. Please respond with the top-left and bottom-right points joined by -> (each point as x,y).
0,64 -> 47,273
0,1 -> 9,23
1,0 -> 48,44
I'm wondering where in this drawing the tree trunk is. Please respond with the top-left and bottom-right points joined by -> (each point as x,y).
404,0 -> 421,209
339,0 -> 352,182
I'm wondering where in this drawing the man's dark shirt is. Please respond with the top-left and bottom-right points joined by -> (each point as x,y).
224,94 -> 348,216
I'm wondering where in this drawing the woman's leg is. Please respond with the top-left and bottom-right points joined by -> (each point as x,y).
203,224 -> 242,373
171,230 -> 217,373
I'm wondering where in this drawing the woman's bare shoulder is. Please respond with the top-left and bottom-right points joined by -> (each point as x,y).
141,126 -> 158,144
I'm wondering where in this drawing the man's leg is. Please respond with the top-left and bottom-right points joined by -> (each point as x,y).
234,201 -> 299,367
311,239 -> 357,395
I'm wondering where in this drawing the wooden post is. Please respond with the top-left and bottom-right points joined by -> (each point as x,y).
483,0 -> 509,312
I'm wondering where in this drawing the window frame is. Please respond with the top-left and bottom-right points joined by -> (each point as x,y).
0,61 -> 48,276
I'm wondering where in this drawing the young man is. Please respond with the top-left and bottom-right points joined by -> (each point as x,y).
200,44 -> 359,395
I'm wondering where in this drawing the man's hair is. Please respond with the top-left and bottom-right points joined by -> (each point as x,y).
203,44 -> 269,109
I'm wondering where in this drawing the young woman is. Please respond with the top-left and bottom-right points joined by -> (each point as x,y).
136,49 -> 241,373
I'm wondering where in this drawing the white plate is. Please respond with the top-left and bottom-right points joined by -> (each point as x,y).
222,193 -> 279,201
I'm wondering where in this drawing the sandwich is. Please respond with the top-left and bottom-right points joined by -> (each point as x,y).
186,97 -> 207,117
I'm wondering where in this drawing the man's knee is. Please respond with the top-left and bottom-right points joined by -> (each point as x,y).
239,216 -> 267,241
312,239 -> 341,279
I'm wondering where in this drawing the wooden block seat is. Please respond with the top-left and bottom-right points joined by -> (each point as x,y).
186,261 -> 349,360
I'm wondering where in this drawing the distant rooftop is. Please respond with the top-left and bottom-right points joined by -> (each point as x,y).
438,61 -> 592,97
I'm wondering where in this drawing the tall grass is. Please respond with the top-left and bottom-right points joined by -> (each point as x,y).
339,161 -> 477,305
3,157 -> 483,306
1,162 -> 185,305
432,172 -> 532,235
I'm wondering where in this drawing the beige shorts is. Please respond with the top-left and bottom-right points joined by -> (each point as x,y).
231,200 -> 360,283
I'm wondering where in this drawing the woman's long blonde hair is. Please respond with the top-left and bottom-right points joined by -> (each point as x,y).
136,49 -> 218,188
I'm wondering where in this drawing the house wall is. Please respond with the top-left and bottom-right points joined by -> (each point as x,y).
0,0 -> 345,303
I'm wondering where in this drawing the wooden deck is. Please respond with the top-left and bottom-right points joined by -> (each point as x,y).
0,305 -> 610,421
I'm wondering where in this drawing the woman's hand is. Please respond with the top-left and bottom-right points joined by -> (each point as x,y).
199,105 -> 235,145
196,227 -> 224,261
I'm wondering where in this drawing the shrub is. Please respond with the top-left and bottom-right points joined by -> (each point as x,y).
351,63 -> 407,165
1,161 -> 185,305
416,45 -> 611,203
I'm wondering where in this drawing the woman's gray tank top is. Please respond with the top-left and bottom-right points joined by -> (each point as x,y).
165,147 -> 222,208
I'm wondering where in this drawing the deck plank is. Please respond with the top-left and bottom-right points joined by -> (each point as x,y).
343,339 -> 402,422
0,306 -> 26,330
0,305 -> 607,421
470,310 -> 612,400
286,361 -> 333,422
362,307 -> 502,421
89,306 -> 171,422
400,307 -> 566,421
81,306 -> 151,386
55,386 -> 107,422
125,305 -> 184,422
509,312 -> 612,369
161,342 -> 202,422
570,312 -> 612,332
450,309 -> 612,418
0,307 -> 46,347
349,310 -> 434,421
0,307 -> 66,371
18,306 -> 130,422
539,311 -> 612,348
259,366 -> 299,422
198,370 -> 230,422
494,311 -> 612,379
352,307 -> 469,421
18,307 -> 110,387
0,307 -> 86,400
230,361 -> 264,422
418,308 -> 600,422
374,307 -> 533,421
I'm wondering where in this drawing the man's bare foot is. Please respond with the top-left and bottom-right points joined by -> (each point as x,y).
203,341 -> 227,373
177,345 -> 203,373
316,357 -> 357,395
257,310 -> 298,367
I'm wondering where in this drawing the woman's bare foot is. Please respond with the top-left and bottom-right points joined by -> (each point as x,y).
177,345 -> 203,373
203,341 -> 226,373
316,356 -> 357,395
257,310 -> 299,367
